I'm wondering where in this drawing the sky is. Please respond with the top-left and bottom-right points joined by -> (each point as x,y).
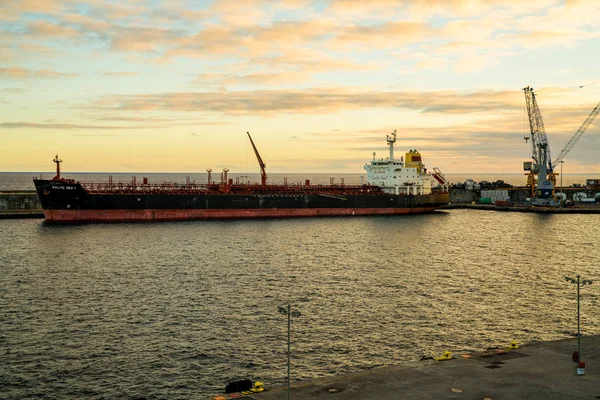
1,0 -> 599,175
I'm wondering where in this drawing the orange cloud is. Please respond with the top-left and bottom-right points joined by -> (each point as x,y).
0,67 -> 29,79
0,0 -> 68,20
0,122 -> 150,130
0,67 -> 77,79
81,88 -> 524,116
27,20 -> 79,37
194,71 -> 312,88
110,26 -> 180,52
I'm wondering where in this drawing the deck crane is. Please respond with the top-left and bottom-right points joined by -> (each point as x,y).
247,131 -> 267,186
523,86 -> 600,205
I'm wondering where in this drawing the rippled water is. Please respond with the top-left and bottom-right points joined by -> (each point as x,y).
1,211 -> 599,399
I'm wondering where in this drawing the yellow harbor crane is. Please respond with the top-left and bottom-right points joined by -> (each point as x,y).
523,87 -> 600,206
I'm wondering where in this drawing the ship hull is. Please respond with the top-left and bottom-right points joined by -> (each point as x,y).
34,180 -> 448,223
42,207 -> 439,222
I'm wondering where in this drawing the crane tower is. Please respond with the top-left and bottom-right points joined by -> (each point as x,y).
523,86 -> 600,206
523,86 -> 556,206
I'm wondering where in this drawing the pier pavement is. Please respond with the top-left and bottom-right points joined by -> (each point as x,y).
250,335 -> 600,400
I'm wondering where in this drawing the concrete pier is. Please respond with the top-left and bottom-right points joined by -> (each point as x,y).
248,335 -> 600,400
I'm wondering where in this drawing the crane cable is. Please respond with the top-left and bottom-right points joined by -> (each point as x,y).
536,80 -> 600,96
524,100 -> 531,159
579,80 -> 600,89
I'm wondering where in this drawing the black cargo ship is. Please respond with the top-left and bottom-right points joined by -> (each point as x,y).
33,132 -> 449,223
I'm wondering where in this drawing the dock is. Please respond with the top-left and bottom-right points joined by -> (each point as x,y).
249,335 -> 600,399
442,203 -> 600,214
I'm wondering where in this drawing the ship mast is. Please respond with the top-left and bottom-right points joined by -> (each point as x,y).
247,131 -> 267,186
53,154 -> 62,180
387,130 -> 397,160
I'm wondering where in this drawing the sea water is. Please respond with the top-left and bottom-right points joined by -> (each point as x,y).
1,210 -> 599,399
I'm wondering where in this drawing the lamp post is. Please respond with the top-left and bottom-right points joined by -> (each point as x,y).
564,275 -> 593,365
278,305 -> 301,400
560,161 -> 564,196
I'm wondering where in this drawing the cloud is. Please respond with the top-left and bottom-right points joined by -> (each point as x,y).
102,72 -> 140,77
61,12 -> 113,32
27,20 -> 79,38
2,88 -> 25,94
0,122 -> 155,130
194,71 -> 313,88
334,20 -> 433,47
85,88 -> 523,115
1,0 -> 595,81
327,0 -> 561,19
0,67 -> 29,79
0,67 -> 77,79
72,134 -> 117,137
110,26 -> 182,52
36,69 -> 78,78
88,114 -> 170,122
0,0 -> 69,21
0,117 -> 232,129
85,2 -> 147,20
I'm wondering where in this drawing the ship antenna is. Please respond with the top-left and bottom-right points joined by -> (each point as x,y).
386,130 -> 397,160
53,154 -> 62,180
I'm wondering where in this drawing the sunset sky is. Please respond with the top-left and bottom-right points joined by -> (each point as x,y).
1,0 -> 599,174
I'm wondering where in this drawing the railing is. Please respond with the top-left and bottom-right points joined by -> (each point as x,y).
78,181 -> 383,195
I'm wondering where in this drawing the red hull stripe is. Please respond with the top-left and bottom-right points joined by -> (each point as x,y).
44,207 -> 438,222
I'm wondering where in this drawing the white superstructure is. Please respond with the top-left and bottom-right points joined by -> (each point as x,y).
364,130 -> 446,195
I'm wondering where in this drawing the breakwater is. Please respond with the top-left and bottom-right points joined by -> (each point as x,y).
0,191 -> 43,218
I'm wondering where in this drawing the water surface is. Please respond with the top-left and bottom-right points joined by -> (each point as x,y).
1,211 -> 598,399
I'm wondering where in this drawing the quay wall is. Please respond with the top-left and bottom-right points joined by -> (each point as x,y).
450,187 -> 600,204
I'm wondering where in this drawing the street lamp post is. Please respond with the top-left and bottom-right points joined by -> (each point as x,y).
564,275 -> 593,366
560,161 -> 564,196
278,305 -> 301,400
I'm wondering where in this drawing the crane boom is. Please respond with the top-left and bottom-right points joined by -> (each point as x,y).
247,131 -> 267,186
552,102 -> 600,166
523,86 -> 553,171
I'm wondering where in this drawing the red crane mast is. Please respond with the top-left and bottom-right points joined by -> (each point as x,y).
247,131 -> 267,186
